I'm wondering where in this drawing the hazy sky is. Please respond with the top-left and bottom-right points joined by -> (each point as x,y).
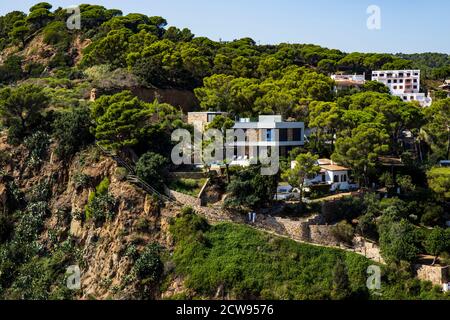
1,0 -> 449,54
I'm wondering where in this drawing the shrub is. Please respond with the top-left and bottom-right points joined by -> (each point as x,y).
114,167 -> 128,181
26,180 -> 51,202
332,221 -> 355,245
85,178 -> 116,224
420,204 -> 444,227
24,131 -> 50,168
72,172 -> 91,190
125,244 -> 139,261
379,219 -> 420,263
24,62 -> 45,77
0,84 -> 49,145
52,107 -> 94,160
136,152 -> 168,192
42,21 -> 70,46
0,55 -> 23,84
14,202 -> 48,244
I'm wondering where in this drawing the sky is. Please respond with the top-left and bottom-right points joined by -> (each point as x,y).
1,0 -> 449,54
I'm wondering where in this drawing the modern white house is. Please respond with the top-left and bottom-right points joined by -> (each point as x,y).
331,73 -> 366,92
371,69 -> 432,107
229,115 -> 305,165
291,158 -> 353,192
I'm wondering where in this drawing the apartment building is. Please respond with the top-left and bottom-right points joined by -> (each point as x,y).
371,69 -> 432,107
230,115 -> 305,162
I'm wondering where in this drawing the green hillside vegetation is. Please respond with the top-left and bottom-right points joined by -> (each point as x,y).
0,3 -> 448,300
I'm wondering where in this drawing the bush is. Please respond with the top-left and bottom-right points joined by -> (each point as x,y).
72,172 -> 91,190
14,202 -> 48,244
52,107 -> 94,160
24,62 -> 45,77
42,21 -> 70,46
26,180 -> 51,202
420,204 -> 444,227
322,196 -> 365,224
114,167 -> 128,182
85,178 -> 116,224
332,221 -> 355,245
136,152 -> 168,191
0,55 -> 23,84
24,131 -> 50,168
379,219 -> 420,263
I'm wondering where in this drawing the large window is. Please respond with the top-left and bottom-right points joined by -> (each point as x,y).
280,129 -> 288,142
292,128 -> 302,141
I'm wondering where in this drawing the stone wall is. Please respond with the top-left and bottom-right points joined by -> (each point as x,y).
165,188 -> 202,207
353,236 -> 384,264
309,225 -> 340,246
254,214 -> 330,244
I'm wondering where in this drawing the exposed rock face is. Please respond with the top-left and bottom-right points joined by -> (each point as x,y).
0,137 -> 184,299
415,264 -> 449,286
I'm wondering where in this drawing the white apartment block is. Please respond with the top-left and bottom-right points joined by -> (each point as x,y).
372,70 -> 432,107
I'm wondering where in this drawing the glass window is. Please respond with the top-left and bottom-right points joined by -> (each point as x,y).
207,114 -> 216,122
333,175 -> 339,183
266,129 -> 273,142
292,128 -> 302,141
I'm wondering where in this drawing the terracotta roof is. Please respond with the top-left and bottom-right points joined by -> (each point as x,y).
378,156 -> 404,166
317,158 -> 332,165
320,164 -> 350,171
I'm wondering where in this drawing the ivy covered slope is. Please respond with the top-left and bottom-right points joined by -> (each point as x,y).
0,3 -> 448,300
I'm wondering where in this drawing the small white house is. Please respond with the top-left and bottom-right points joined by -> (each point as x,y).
291,158 -> 352,192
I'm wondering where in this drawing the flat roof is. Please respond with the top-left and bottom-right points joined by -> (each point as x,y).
188,111 -> 226,114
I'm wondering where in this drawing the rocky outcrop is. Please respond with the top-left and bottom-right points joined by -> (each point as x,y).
415,265 -> 449,286
0,137 -> 186,299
